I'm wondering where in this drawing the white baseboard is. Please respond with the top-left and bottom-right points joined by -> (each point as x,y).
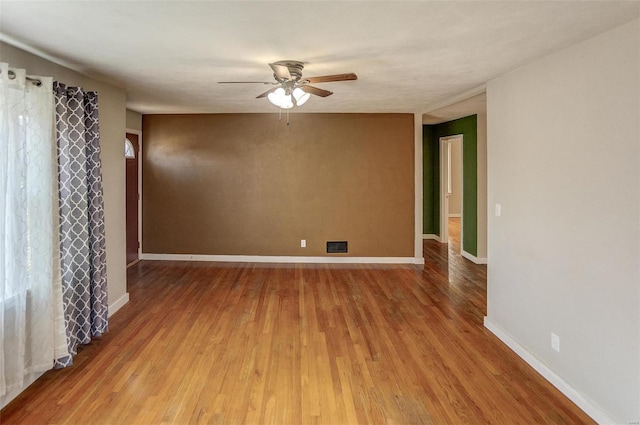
448,213 -> 461,218
461,250 -> 488,264
422,234 -> 441,242
108,292 -> 130,317
140,253 -> 423,265
483,317 -> 616,425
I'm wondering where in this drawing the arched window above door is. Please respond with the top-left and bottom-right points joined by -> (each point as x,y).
125,138 -> 135,158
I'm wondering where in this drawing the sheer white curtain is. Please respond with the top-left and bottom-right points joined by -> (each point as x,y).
0,62 -> 68,396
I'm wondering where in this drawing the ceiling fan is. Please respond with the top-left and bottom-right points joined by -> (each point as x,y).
218,60 -> 357,109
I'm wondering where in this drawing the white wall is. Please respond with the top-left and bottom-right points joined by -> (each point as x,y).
486,18 -> 639,424
126,108 -> 142,131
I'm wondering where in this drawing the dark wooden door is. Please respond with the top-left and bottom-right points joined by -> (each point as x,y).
126,133 -> 139,265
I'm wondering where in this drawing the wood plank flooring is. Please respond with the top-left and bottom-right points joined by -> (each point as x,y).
1,223 -> 593,424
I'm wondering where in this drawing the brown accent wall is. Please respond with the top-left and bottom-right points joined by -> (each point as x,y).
142,113 -> 414,257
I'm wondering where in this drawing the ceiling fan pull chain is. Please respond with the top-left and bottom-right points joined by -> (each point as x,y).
287,109 -> 290,126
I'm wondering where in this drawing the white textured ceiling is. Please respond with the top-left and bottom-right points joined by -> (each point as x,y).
1,1 -> 638,115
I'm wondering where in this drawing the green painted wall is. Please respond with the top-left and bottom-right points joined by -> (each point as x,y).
423,115 -> 478,256
422,125 -> 439,235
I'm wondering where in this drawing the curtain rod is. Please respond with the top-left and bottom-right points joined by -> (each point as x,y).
2,69 -> 42,87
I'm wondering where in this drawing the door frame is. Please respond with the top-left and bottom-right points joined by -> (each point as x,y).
126,128 -> 142,264
439,134 -> 463,246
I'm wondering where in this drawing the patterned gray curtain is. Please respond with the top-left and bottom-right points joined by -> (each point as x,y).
53,82 -> 108,368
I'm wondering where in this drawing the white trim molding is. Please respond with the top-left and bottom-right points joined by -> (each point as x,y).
439,134 -> 464,248
125,128 -> 143,259
422,234 -> 441,242
414,112 -> 424,261
108,292 -> 130,317
141,253 -> 424,265
484,317 -> 616,425
461,250 -> 488,264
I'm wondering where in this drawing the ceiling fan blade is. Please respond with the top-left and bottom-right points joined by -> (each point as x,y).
301,85 -> 333,97
256,87 -> 279,98
269,63 -> 292,80
305,73 -> 358,84
218,81 -> 276,84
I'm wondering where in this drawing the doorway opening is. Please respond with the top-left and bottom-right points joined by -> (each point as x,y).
439,135 -> 463,253
125,131 -> 141,267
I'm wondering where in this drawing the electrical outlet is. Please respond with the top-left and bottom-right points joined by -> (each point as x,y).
551,333 -> 560,352
495,203 -> 502,217
301,239 -> 306,248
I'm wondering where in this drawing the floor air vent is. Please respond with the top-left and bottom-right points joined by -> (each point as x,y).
326,241 -> 348,253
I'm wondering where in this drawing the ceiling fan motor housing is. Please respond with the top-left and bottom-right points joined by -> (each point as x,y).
273,60 -> 305,81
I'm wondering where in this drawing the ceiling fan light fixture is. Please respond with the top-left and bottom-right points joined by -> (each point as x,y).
293,87 -> 310,106
219,60 -> 356,113
267,87 -> 285,106
280,94 -> 294,109
267,87 -> 294,109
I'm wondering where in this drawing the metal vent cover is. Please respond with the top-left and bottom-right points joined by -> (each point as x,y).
326,241 -> 348,253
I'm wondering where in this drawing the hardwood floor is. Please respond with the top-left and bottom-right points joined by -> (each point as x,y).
1,235 -> 593,424
448,217 -> 462,253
